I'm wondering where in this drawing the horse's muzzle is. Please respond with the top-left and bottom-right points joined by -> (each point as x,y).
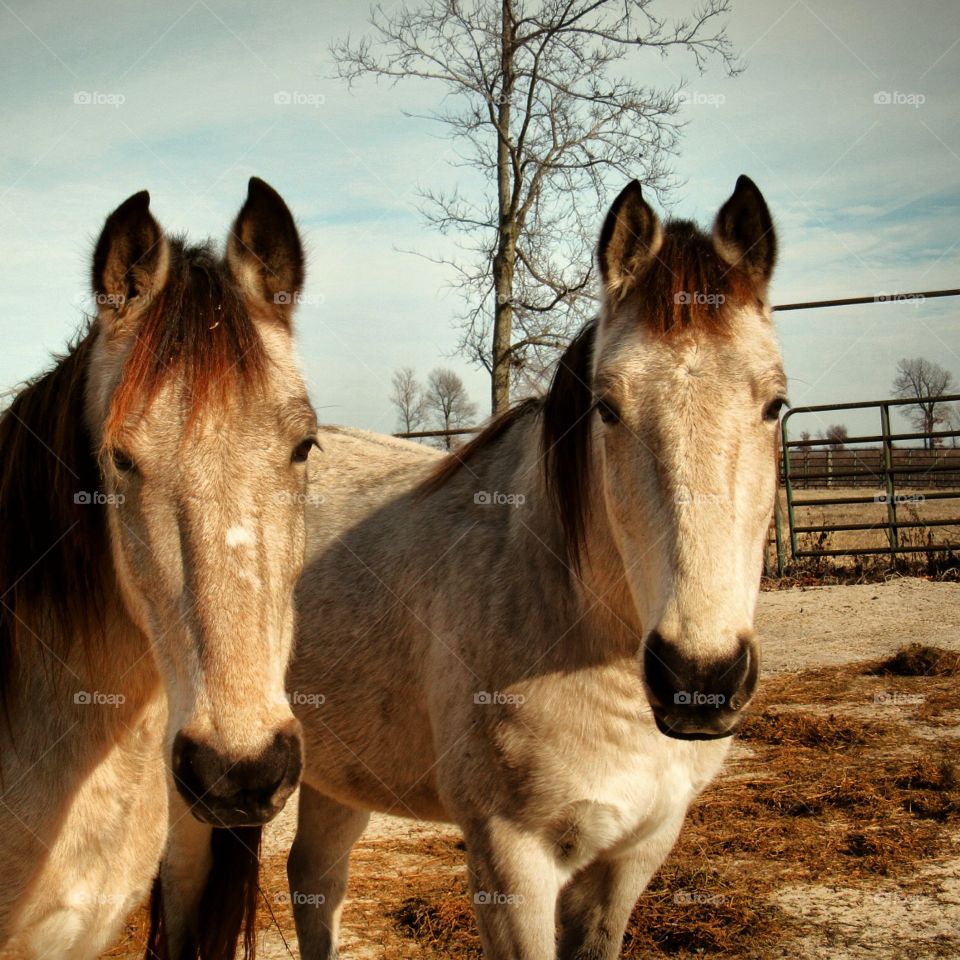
642,629 -> 759,741
172,721 -> 303,826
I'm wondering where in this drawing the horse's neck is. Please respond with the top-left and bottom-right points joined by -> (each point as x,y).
478,414 -> 642,655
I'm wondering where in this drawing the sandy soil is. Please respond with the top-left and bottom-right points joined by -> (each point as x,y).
757,578 -> 960,671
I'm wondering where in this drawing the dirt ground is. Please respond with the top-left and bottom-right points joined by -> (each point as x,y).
105,578 -> 960,959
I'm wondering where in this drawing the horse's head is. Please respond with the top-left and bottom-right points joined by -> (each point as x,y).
546,177 -> 784,740
85,179 -> 315,825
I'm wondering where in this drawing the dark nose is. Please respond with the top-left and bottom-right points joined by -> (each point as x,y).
172,722 -> 303,827
643,629 -> 758,740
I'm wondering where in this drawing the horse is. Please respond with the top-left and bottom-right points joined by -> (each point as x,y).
0,178 -> 316,960
159,174 -> 785,959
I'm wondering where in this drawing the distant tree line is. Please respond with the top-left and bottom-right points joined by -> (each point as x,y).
390,367 -> 478,450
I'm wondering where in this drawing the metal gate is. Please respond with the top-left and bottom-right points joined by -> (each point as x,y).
773,394 -> 960,573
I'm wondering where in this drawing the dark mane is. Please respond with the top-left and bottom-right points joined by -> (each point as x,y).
105,238 -> 267,445
0,330 -> 107,705
0,239 -> 269,704
541,321 -> 597,574
635,220 -> 753,336
147,826 -> 262,960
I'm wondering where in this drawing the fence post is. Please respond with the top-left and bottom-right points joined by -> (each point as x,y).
880,403 -> 899,556
781,416 -> 799,562
773,493 -> 785,577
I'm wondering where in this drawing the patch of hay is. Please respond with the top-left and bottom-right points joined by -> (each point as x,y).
867,643 -> 960,677
739,709 -> 883,747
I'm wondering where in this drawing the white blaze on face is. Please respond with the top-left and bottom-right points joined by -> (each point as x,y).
226,520 -> 262,587
225,523 -> 256,549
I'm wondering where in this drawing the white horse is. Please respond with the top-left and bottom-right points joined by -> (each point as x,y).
160,175 -> 784,959
0,179 -> 315,959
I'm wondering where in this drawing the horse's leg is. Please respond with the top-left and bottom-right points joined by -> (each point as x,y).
462,817 -> 562,960
556,820 -> 684,960
158,794 -> 214,957
287,783 -> 369,960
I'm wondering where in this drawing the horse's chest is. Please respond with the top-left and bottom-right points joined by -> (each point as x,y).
10,717 -> 167,960
497,702 -> 729,869
557,748 -> 719,863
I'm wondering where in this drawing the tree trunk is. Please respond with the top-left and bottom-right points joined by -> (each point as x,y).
491,248 -> 514,414
491,0 -> 515,415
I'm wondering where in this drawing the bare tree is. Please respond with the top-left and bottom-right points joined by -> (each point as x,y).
822,424 -> 848,450
424,368 -> 479,449
390,366 -> 425,434
332,0 -> 740,413
892,357 -> 955,449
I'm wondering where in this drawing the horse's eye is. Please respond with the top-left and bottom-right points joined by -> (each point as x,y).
111,449 -> 135,473
596,399 -> 621,426
292,438 -> 317,464
763,398 -> 787,423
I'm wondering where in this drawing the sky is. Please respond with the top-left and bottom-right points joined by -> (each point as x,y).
1,0 -> 958,441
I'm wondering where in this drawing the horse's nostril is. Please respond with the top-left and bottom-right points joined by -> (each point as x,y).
642,629 -> 684,708
171,727 -> 304,826
171,730 -> 206,803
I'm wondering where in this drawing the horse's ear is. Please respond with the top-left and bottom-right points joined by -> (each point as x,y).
597,180 -> 662,300
92,190 -> 168,329
713,175 -> 776,286
227,177 -> 304,323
